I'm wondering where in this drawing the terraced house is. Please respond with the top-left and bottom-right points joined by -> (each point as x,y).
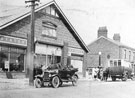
87,26 -> 135,77
0,0 -> 88,78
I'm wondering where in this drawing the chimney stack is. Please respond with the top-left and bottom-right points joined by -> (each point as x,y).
98,26 -> 108,38
113,33 -> 120,42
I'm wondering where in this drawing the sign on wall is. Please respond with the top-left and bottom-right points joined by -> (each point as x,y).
0,35 -> 27,46
35,44 -> 62,56
68,47 -> 84,55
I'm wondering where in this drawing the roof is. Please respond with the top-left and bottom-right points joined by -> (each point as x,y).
0,0 -> 89,52
88,36 -> 135,51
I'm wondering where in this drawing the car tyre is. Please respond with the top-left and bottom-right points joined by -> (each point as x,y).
72,75 -> 78,86
51,76 -> 60,88
34,78 -> 42,88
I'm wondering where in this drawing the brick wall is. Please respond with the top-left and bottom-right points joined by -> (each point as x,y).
87,37 -> 120,68
0,7 -> 87,77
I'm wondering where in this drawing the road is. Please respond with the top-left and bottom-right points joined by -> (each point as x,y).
0,79 -> 135,98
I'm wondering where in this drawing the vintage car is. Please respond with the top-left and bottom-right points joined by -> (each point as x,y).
34,63 -> 78,88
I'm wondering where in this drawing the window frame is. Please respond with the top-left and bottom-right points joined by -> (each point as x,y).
42,21 -> 57,39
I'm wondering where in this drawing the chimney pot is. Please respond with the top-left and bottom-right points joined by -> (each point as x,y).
113,33 -> 120,42
98,26 -> 108,38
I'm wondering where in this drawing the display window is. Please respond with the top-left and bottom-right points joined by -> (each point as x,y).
34,54 -> 61,68
0,45 -> 26,72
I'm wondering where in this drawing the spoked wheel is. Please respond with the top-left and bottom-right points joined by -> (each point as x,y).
51,76 -> 60,88
72,75 -> 78,86
34,78 -> 42,88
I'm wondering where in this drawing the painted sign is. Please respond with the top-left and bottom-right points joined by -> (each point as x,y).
68,47 -> 84,55
0,35 -> 27,46
35,44 -> 62,56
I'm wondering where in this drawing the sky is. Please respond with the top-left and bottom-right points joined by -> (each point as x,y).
1,0 -> 135,48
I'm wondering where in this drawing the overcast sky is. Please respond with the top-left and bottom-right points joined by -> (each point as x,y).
1,0 -> 135,48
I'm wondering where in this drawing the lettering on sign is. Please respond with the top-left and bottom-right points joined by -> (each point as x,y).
68,47 -> 84,55
0,35 -> 27,46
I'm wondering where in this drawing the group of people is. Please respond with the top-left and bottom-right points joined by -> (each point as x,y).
94,67 -> 108,81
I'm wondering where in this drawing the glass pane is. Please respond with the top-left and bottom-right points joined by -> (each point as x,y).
10,53 -> 24,72
110,60 -> 113,67
114,60 -> 117,67
0,52 -> 8,72
10,47 -> 17,52
18,48 -> 25,53
118,60 -> 121,67
50,6 -> 55,16
54,56 -> 61,63
1,46 -> 9,52
46,6 -> 50,14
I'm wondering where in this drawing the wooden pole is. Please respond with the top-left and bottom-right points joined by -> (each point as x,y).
25,0 -> 39,86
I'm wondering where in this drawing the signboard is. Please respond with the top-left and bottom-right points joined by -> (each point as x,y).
0,35 -> 27,46
68,47 -> 84,55
5,61 -> 9,69
35,44 -> 62,56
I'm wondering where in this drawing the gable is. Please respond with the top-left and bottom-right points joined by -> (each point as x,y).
0,1 -> 88,52
88,37 -> 119,53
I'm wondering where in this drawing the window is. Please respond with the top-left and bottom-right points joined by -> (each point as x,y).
124,50 -> 126,59
110,60 -> 113,67
44,5 -> 59,17
114,60 -> 117,67
133,52 -> 135,61
42,21 -> 57,38
34,54 -> 61,67
0,45 -> 26,72
118,60 -> 121,67
129,51 -> 131,61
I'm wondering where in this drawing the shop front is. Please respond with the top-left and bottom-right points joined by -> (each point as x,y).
68,47 -> 84,75
34,43 -> 62,68
0,35 -> 27,78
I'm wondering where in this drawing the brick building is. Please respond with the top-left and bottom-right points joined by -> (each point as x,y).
0,0 -> 89,78
87,26 -> 135,76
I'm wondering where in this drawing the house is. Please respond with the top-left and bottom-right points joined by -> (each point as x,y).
0,0 -> 89,78
87,26 -> 135,77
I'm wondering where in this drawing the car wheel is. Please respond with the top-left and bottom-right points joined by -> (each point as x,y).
34,78 -> 42,88
51,76 -> 60,88
72,75 -> 78,86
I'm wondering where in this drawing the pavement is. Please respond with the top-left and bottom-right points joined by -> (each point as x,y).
0,77 -> 93,90
0,78 -> 33,90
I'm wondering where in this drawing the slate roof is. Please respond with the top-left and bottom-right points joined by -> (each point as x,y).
0,0 -> 89,52
88,36 -> 135,51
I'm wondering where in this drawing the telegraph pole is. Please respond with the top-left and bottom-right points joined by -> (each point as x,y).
25,0 -> 39,86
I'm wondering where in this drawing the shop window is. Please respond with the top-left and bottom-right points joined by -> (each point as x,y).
10,47 -> 17,52
1,46 -> 9,52
34,54 -> 61,68
0,45 -> 26,72
0,52 -> 8,72
10,53 -> 24,72
42,21 -> 57,38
